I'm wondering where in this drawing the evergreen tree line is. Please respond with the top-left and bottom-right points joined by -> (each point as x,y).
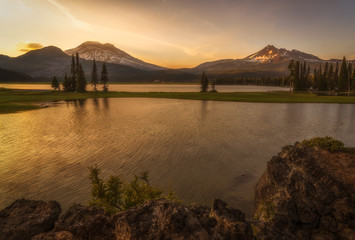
216,76 -> 289,86
51,53 -> 109,92
200,71 -> 289,91
288,57 -> 355,93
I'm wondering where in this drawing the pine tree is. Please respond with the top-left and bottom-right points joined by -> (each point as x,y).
51,76 -> 60,91
62,73 -> 71,92
91,59 -> 99,91
319,62 -> 328,91
70,55 -> 76,92
76,63 -> 87,92
288,60 -> 295,91
306,65 -> 311,90
302,61 -> 308,90
210,78 -> 217,92
299,61 -> 304,91
200,71 -> 209,92
347,63 -> 353,92
101,63 -> 109,92
318,64 -> 328,91
334,62 -> 339,90
293,61 -> 301,91
323,62 -> 329,79
76,53 -> 80,74
338,57 -> 348,92
327,63 -> 335,90
313,68 -> 318,90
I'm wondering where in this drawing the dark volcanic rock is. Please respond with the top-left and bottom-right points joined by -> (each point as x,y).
1,199 -> 253,240
210,199 -> 252,239
32,231 -> 74,240
254,142 -> 355,240
51,204 -> 115,240
114,198 -> 254,240
0,198 -> 61,240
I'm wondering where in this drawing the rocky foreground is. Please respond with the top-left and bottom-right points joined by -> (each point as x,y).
254,142 -> 355,239
0,198 -> 253,240
0,141 -> 354,240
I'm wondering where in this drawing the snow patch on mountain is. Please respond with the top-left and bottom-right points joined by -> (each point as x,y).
244,45 -> 321,63
65,41 -> 165,70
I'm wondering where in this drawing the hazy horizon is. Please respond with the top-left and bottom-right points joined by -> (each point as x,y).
1,0 -> 355,68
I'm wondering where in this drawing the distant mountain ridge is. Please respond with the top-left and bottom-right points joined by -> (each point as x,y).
0,44 -> 196,82
0,42 -> 354,82
65,41 -> 165,71
193,45 -> 351,76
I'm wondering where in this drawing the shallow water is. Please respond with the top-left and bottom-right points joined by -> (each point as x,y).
0,98 -> 354,216
0,83 -> 288,92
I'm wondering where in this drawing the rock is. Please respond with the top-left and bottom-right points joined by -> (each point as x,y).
0,198 -> 61,240
52,204 -> 115,240
210,199 -> 252,239
254,142 -> 355,239
114,198 -> 254,240
32,231 -> 74,240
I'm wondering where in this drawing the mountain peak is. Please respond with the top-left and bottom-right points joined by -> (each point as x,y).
65,41 -> 165,70
264,44 -> 277,50
79,41 -> 115,49
19,46 -> 67,59
244,45 -> 321,63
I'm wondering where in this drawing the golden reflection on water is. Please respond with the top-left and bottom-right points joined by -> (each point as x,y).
0,98 -> 354,216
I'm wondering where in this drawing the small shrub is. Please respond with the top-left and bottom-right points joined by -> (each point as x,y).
88,165 -> 177,214
302,136 -> 345,153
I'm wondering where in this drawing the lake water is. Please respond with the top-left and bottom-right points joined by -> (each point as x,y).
0,83 -> 288,92
1,98 -> 354,216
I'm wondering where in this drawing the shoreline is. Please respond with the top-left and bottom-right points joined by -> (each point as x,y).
1,88 -> 355,114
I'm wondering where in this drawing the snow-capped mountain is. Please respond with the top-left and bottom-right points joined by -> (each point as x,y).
65,41 -> 165,70
244,45 -> 322,63
193,44 -> 328,75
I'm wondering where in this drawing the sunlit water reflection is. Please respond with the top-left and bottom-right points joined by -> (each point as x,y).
1,98 -> 354,216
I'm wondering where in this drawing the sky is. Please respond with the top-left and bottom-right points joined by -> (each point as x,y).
1,0 -> 355,68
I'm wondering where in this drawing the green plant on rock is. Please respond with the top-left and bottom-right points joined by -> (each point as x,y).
254,200 -> 276,221
302,136 -> 345,153
88,165 -> 176,214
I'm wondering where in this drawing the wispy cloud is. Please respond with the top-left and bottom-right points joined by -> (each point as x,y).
15,0 -> 32,13
97,24 -> 206,58
17,42 -> 43,52
44,0 -> 91,31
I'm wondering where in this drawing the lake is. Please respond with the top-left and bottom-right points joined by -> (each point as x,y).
1,98 -> 354,216
0,83 -> 288,92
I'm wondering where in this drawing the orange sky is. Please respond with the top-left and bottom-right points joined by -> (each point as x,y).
1,0 -> 355,68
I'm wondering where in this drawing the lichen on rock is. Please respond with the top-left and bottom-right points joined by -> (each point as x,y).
254,141 -> 355,239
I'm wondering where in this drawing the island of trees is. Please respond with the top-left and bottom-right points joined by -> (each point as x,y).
51,53 -> 109,92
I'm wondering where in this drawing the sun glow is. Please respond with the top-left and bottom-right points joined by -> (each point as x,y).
1,0 -> 355,68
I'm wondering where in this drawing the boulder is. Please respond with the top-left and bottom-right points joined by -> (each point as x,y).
0,198 -> 61,240
114,198 -> 254,240
254,142 -> 355,239
52,204 -> 115,240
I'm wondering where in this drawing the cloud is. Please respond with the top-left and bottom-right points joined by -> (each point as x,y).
15,0 -> 32,13
17,42 -> 43,52
44,0 -> 91,31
